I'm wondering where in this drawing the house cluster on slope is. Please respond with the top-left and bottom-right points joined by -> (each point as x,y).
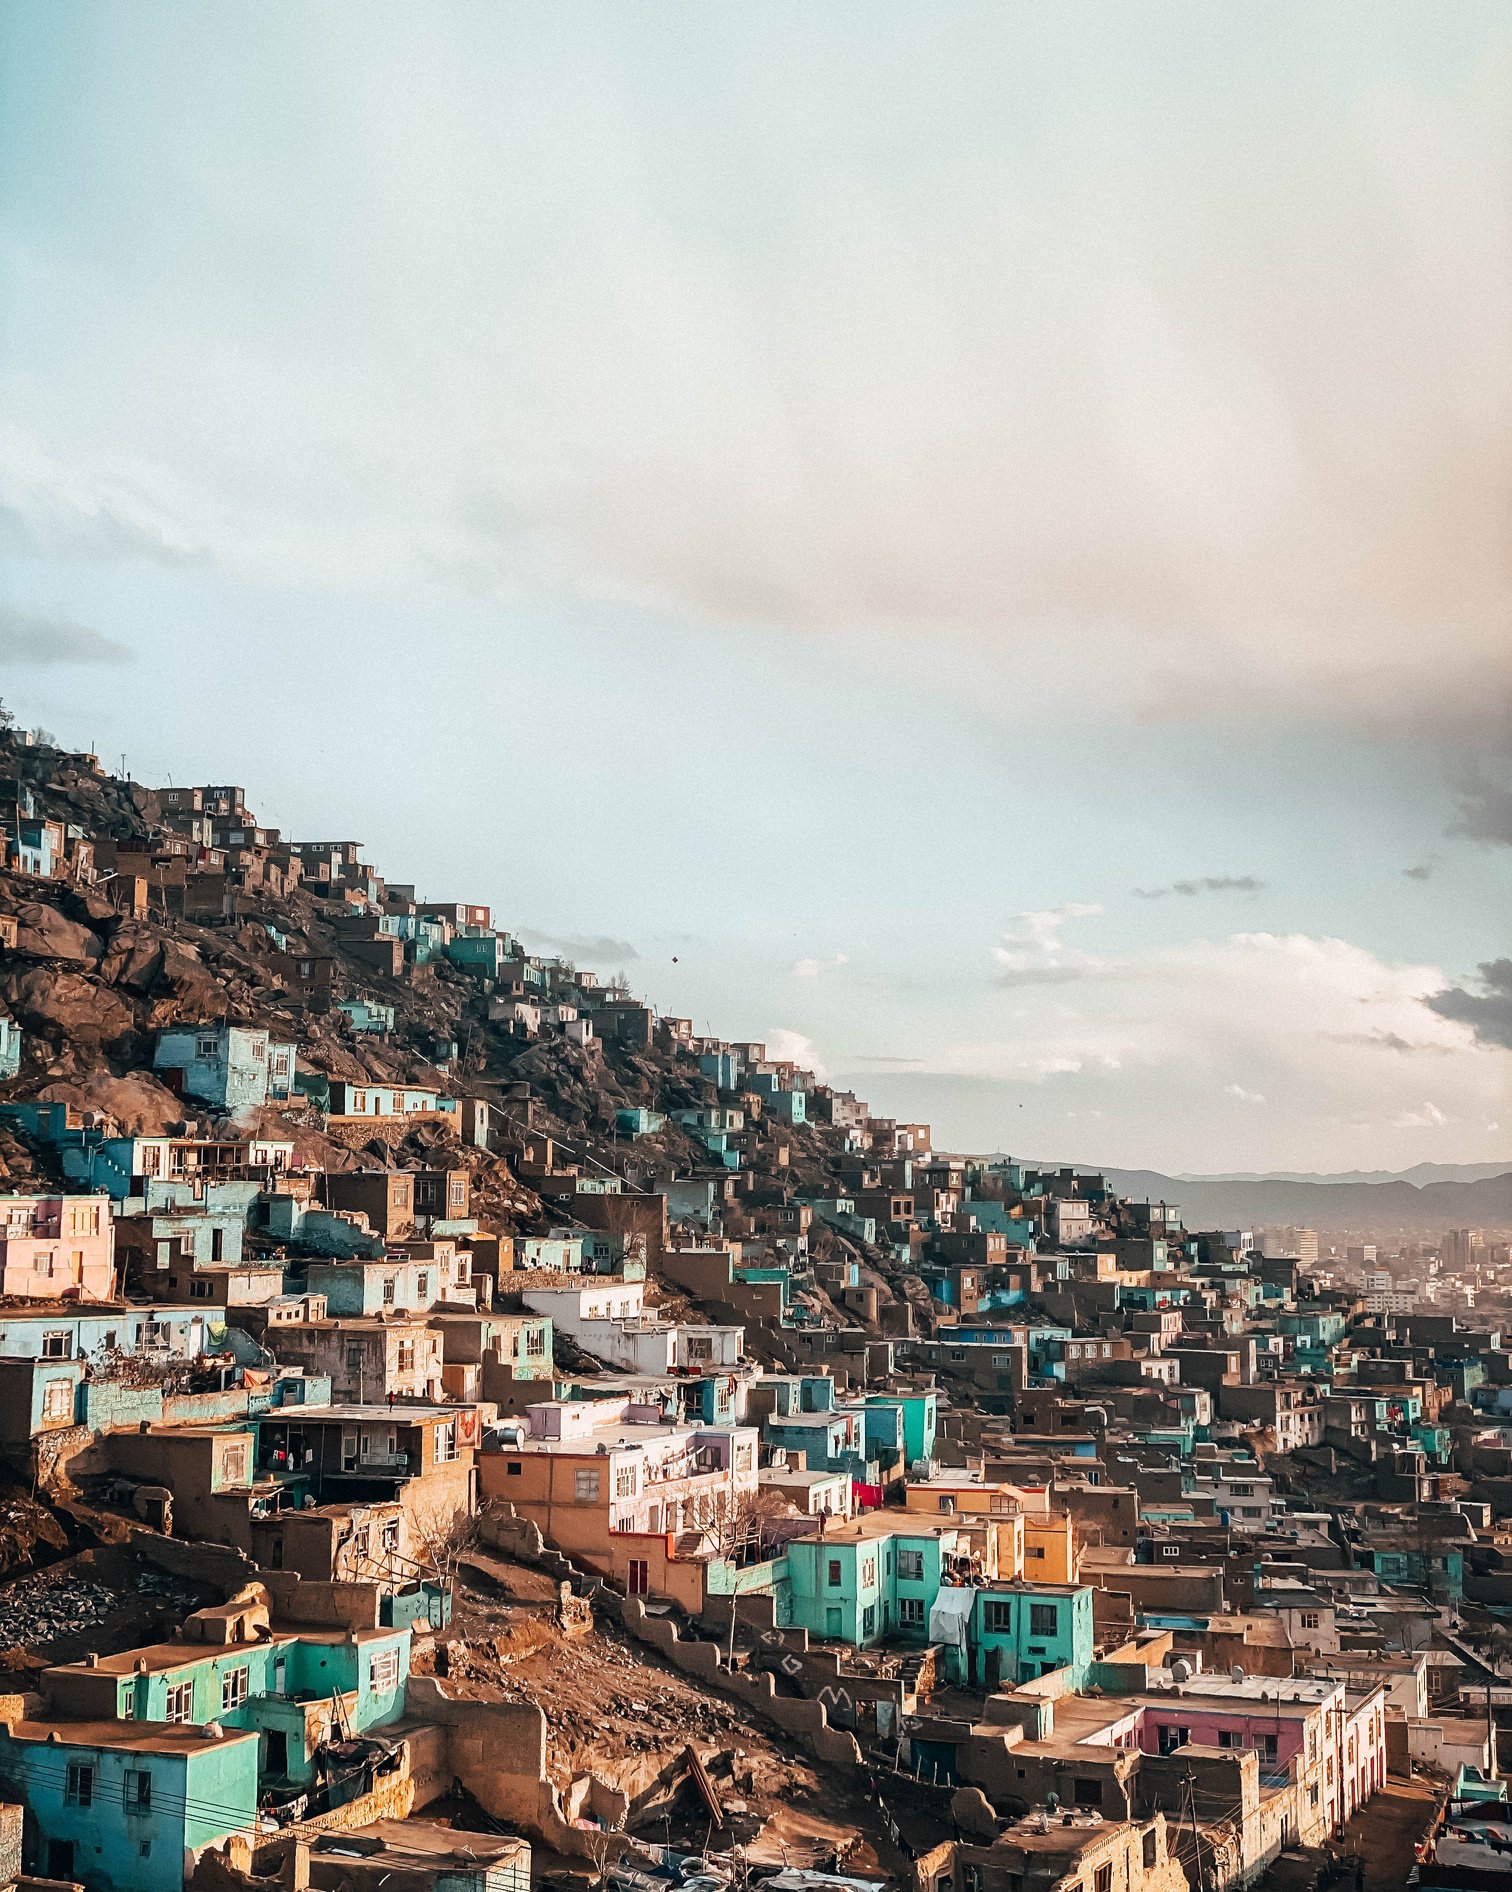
0,739 -> 1503,1892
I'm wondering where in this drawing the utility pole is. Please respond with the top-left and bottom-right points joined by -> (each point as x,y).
1183,1770 -> 1207,1892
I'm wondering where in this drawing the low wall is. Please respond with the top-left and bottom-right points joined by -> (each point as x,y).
131,1525 -> 256,1591
621,1598 -> 864,1771
481,1502 -> 865,1772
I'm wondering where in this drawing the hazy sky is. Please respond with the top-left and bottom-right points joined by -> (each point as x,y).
1,2 -> 1509,1172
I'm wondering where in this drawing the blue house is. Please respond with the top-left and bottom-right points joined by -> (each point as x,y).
0,1718 -> 260,1892
0,1014 -> 19,1080
153,1025 -> 297,1114
337,998 -> 396,1035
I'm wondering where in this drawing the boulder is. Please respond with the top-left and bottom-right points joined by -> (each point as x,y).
0,966 -> 135,1046
6,901 -> 102,966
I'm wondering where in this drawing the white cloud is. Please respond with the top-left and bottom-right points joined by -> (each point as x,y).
994,904 -> 1104,984
763,1028 -> 827,1083
792,952 -> 849,981
924,933 -> 1502,1153
4,11 -> 1508,737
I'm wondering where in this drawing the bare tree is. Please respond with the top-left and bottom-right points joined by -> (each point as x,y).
409,1502 -> 483,1615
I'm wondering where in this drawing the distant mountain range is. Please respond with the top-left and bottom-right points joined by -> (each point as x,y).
1085,1165 -> 1512,1235
1171,1162 -> 1512,1187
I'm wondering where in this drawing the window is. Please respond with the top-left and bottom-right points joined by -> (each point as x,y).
899,1598 -> 926,1627
370,1650 -> 400,1693
860,1556 -> 877,1590
1029,1602 -> 1059,1638
123,1769 -> 152,1813
222,1445 -> 249,1485
827,1559 -> 842,1588
983,1600 -> 1014,1635
221,1666 -> 249,1711
435,1421 -> 458,1464
506,1461 -> 522,1477
165,1680 -> 194,1723
64,1762 -> 94,1806
416,1273 -> 430,1301
382,1277 -> 397,1306
861,1604 -> 876,1638
1143,1832 -> 1159,1871
1094,1866 -> 1112,1892
1027,1544 -> 1045,1560
42,1378 -> 73,1422
525,1328 -> 546,1357
1300,1611 -> 1321,1629
190,1279 -> 215,1299
615,1465 -> 637,1498
196,1036 -> 220,1060
574,1468 -> 602,1502
897,1549 -> 925,1583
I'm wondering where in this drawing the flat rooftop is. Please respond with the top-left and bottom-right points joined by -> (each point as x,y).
7,1718 -> 259,1754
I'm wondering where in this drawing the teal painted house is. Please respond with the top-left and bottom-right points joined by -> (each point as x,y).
785,1521 -> 989,1647
0,1719 -> 260,1892
864,1391 -> 938,1467
42,1625 -> 411,1793
969,1582 -> 1095,1688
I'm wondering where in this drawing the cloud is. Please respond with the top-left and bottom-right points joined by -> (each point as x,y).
1135,876 -> 1265,899
1427,958 -> 1512,1049
1326,1030 -> 1440,1053
925,932 -> 1505,1141
4,9 -> 1509,744
518,929 -> 639,965
1225,1083 -> 1266,1104
994,904 -> 1102,986
764,1028 -> 826,1081
851,1053 -> 923,1066
1448,765 -> 1512,846
791,952 -> 849,980
0,604 -> 132,668
1394,1101 -> 1447,1128
1402,863 -> 1434,881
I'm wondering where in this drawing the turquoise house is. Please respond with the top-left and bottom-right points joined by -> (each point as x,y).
0,1719 -> 260,1892
615,1108 -> 666,1137
0,1015 -> 19,1080
970,1582 -> 1095,1688
786,1525 -> 968,1645
864,1391 -> 938,1467
43,1626 -> 411,1793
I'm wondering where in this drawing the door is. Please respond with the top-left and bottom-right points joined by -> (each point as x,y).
264,1730 -> 289,1778
46,1843 -> 74,1880
341,1428 -> 358,1471
826,1607 -> 843,1636
628,1560 -> 649,1597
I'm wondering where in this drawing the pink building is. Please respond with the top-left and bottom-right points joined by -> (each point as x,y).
1135,1675 -> 1387,1845
0,1196 -> 117,1301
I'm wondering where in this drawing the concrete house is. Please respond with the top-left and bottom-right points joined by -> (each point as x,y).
153,1024 -> 297,1114
0,1193 -> 116,1300
0,1713 -> 260,1892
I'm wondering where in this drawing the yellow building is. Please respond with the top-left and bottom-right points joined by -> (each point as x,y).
902,1475 -> 1026,1579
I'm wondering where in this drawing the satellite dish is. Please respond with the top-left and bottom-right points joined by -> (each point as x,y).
1231,1665 -> 1247,1684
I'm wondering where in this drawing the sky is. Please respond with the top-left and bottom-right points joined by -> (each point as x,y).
0,1 -> 1508,1174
